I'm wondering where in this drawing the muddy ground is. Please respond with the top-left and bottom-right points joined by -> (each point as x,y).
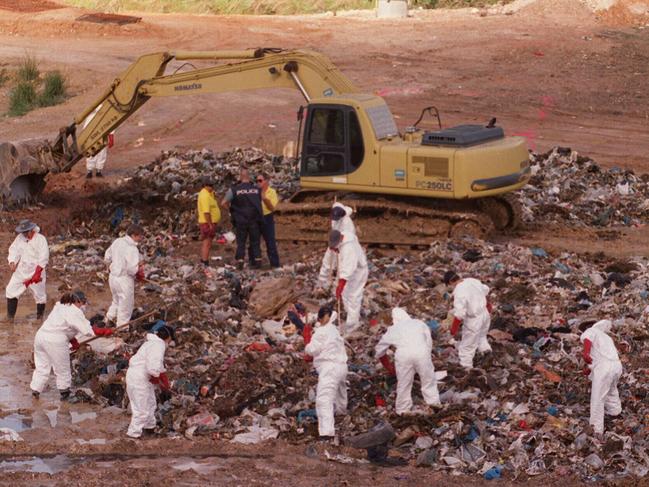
0,0 -> 648,484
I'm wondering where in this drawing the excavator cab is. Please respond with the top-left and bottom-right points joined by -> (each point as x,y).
300,103 -> 365,178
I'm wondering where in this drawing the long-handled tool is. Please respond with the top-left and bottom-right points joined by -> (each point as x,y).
72,310 -> 157,352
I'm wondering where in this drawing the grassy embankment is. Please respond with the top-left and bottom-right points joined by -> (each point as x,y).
60,0 -> 509,15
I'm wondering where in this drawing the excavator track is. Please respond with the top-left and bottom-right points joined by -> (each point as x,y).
274,191 -> 518,247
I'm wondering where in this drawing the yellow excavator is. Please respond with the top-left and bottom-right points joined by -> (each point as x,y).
1,48 -> 530,243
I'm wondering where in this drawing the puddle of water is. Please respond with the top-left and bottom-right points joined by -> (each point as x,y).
70,411 -> 97,424
0,413 -> 32,432
172,458 -> 222,475
76,438 -> 106,445
45,409 -> 58,428
0,455 -> 81,474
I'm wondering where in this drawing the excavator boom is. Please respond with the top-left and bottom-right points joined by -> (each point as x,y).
51,48 -> 358,172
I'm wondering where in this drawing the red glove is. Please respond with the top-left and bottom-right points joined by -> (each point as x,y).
92,326 -> 114,337
486,299 -> 493,314
24,265 -> 43,287
303,324 -> 313,346
136,266 -> 145,282
149,376 -> 160,385
335,279 -> 347,300
69,338 -> 80,352
582,339 -> 593,364
450,317 -> 462,337
158,372 -> 171,391
379,355 -> 396,377
107,133 -> 115,149
582,365 -> 591,376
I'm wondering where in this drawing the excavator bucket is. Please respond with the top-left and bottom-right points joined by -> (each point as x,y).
0,139 -> 54,206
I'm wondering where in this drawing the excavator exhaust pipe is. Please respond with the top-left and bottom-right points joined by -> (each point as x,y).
0,139 -> 54,206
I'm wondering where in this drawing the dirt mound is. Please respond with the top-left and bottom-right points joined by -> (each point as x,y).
0,0 -> 62,12
594,0 -> 649,25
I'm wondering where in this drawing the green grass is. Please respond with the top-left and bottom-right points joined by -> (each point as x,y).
62,0 -> 374,14
61,0 -> 510,13
17,55 -> 39,83
6,58 -> 68,116
414,0 -> 511,7
38,71 -> 67,107
8,81 -> 38,116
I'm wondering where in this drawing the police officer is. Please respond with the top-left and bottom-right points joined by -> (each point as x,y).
222,168 -> 263,269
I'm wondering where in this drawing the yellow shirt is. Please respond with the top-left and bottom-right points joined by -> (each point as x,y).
262,186 -> 279,216
197,188 -> 221,224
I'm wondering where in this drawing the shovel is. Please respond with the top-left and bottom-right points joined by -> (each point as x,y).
72,310 -> 158,352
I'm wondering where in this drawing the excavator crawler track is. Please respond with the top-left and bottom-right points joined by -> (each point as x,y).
274,191 -> 517,247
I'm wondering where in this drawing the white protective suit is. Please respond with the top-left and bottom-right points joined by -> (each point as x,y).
317,231 -> 368,335
104,235 -> 141,325
125,333 -> 167,438
30,302 -> 94,392
331,202 -> 356,235
452,278 -> 491,369
82,105 -> 112,172
304,311 -> 348,437
375,308 -> 440,414
581,319 -> 623,434
6,228 -> 49,304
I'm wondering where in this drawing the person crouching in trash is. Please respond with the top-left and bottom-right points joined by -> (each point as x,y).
580,319 -> 623,437
375,307 -> 441,415
125,322 -> 174,438
444,271 -> 493,369
30,291 -> 113,400
304,306 -> 348,440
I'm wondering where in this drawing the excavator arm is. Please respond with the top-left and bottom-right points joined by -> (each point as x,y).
50,48 -> 358,172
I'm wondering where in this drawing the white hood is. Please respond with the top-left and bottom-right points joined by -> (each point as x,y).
391,307 -> 411,325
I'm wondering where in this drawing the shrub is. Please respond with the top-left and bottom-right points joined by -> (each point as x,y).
17,55 -> 39,82
38,71 -> 67,107
8,81 -> 38,116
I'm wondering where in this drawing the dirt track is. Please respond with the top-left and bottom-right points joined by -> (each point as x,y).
0,1 -> 648,484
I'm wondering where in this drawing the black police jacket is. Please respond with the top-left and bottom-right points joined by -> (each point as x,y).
230,182 -> 263,224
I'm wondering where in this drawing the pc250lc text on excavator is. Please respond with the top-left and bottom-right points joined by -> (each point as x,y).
0,48 -> 530,244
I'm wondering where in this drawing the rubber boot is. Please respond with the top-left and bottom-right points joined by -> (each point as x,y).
6,298 -> 17,322
96,171 -> 103,178
59,389 -> 71,401
86,171 -> 93,179
36,303 -> 45,320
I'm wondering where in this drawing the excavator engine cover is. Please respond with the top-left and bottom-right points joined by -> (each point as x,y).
422,124 -> 504,147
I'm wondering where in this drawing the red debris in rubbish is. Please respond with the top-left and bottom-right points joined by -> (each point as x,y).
245,342 -> 272,353
375,394 -> 386,407
369,318 -> 379,327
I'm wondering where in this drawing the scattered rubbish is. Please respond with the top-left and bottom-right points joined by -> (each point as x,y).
76,438 -> 107,445
232,425 -> 279,444
484,465 -> 503,480
69,411 -> 97,424
33,145 -> 648,479
0,428 -> 23,442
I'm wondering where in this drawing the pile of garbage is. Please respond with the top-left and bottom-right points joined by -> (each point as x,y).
46,146 -> 649,481
77,145 -> 649,236
520,146 -> 649,227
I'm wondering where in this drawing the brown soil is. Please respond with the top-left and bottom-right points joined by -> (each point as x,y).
0,1 -> 648,484
0,0 -> 62,12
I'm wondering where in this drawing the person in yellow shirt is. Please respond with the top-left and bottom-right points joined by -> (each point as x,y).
197,177 -> 221,266
256,173 -> 280,268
